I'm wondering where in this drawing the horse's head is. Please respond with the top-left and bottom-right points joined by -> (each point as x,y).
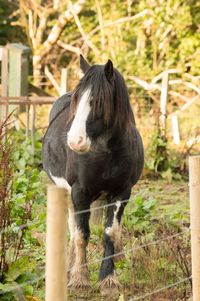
67,55 -> 115,154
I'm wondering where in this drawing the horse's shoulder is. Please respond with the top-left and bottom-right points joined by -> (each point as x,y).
49,92 -> 72,123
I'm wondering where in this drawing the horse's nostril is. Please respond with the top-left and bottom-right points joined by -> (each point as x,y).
77,136 -> 84,145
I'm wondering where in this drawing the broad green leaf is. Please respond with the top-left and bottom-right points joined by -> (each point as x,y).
5,257 -> 36,282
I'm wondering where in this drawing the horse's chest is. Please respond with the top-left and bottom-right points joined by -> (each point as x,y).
78,152 -> 131,192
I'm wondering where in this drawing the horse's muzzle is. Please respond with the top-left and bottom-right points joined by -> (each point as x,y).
67,136 -> 91,153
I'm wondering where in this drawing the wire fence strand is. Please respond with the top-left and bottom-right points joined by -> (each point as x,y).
0,185 -> 189,237
68,228 -> 190,269
0,228 -> 190,296
130,276 -> 192,300
0,190 -> 144,236
0,185 -> 188,237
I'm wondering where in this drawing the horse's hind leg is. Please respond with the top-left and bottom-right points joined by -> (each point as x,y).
68,183 -> 91,289
99,193 -> 129,293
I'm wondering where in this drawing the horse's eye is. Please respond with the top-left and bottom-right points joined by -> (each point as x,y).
89,99 -> 93,106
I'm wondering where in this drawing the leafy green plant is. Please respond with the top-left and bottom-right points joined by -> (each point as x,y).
146,130 -> 169,173
0,128 -> 46,300
0,256 -> 37,301
124,195 -> 156,233
0,116 -> 13,281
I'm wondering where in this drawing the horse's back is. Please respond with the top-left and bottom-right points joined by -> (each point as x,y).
49,92 -> 72,123
42,92 -> 72,179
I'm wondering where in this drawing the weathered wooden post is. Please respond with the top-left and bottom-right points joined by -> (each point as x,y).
46,185 -> 68,301
7,44 -> 29,96
171,114 -> 180,145
7,44 -> 30,108
189,155 -> 200,301
159,71 -> 169,138
0,46 -> 9,124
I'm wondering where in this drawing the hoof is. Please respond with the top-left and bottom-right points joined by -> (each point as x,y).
68,268 -> 90,289
98,274 -> 121,296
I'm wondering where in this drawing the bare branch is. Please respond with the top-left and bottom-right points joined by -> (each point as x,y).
169,80 -> 200,95
184,73 -> 200,83
87,9 -> 151,40
152,69 -> 181,83
35,13 -> 48,47
30,0 -> 55,17
57,40 -> 81,55
53,0 -> 60,10
28,9 -> 36,49
69,0 -> 100,56
187,135 -> 200,148
129,76 -> 161,91
95,0 -> 105,51
44,66 -> 60,94
42,0 -> 86,57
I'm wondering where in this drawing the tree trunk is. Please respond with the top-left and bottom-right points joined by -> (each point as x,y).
33,53 -> 43,86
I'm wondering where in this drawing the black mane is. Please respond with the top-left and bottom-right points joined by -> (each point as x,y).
70,65 -> 135,132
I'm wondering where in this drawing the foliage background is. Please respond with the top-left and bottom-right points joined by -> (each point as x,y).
0,0 -> 200,300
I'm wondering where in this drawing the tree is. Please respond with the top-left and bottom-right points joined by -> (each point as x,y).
0,0 -> 25,45
19,0 -> 86,85
16,0 -> 199,90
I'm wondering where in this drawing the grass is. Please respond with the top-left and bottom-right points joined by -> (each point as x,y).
57,178 -> 191,301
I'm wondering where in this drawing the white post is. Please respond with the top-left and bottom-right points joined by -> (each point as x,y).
171,114 -> 180,145
60,68 -> 68,96
46,185 -> 68,301
189,156 -> 200,301
160,71 -> 169,137
0,46 -> 9,123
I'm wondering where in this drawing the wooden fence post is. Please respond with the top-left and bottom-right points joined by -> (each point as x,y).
189,155 -> 200,301
46,185 -> 68,301
31,105 -> 36,154
171,114 -> 180,145
0,46 -> 9,124
160,71 -> 169,138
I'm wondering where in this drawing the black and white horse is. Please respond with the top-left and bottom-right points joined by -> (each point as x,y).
42,55 -> 144,290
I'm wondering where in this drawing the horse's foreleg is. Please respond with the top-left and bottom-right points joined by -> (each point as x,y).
99,194 -> 129,293
68,183 -> 91,289
67,197 -> 76,275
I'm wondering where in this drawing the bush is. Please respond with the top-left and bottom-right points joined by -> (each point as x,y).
0,126 -> 46,300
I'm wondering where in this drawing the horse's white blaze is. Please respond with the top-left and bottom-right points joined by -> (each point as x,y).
49,170 -> 75,240
67,88 -> 92,152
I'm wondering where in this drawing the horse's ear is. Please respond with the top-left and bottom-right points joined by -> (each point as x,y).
104,59 -> 113,81
80,54 -> 90,73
